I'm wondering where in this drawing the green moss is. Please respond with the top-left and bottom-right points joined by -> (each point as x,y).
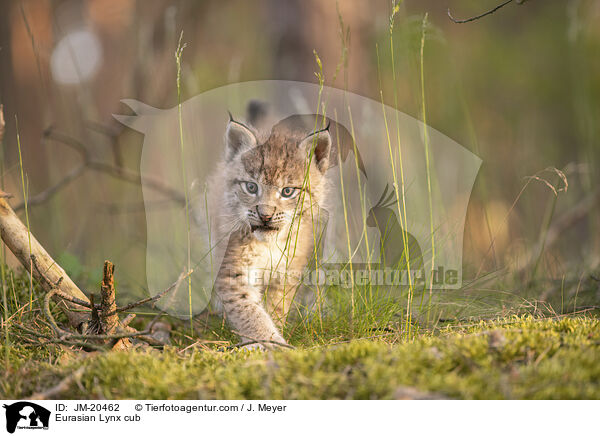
1,316 -> 598,399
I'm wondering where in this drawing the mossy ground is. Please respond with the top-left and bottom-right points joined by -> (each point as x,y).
1,315 -> 598,400
1,267 -> 599,399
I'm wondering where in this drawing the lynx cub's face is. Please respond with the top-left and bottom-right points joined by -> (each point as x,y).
221,119 -> 331,241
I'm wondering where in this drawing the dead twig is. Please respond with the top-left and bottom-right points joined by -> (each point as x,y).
13,128 -> 185,212
43,288 -> 73,337
28,366 -> 86,400
99,260 -> 131,349
32,254 -> 190,317
88,162 -> 185,202
448,0 -> 529,24
83,119 -> 123,167
231,339 -> 296,350
10,323 -> 106,351
105,269 -> 191,317
99,199 -> 180,214
229,330 -> 295,350
20,165 -> 86,209
44,328 -> 155,342
100,261 -> 119,334
121,313 -> 136,327
30,254 -> 183,350
179,339 -> 230,353
15,312 -> 157,350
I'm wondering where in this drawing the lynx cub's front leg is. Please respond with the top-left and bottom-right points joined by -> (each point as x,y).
215,232 -> 286,348
219,282 -> 286,348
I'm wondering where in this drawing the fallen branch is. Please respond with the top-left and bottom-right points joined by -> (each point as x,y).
0,197 -> 89,329
31,256 -> 95,309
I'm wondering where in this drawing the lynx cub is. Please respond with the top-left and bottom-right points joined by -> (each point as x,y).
208,114 -> 331,348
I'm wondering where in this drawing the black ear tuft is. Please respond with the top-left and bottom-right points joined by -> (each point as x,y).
225,119 -> 257,161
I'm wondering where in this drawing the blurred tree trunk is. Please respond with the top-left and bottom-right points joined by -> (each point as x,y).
266,0 -> 371,94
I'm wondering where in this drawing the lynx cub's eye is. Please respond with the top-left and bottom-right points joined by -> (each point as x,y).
242,181 -> 259,195
281,187 -> 300,199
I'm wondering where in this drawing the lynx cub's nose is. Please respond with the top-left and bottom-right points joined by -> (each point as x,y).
256,204 -> 276,223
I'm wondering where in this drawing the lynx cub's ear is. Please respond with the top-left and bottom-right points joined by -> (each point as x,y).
298,129 -> 331,173
225,119 -> 257,161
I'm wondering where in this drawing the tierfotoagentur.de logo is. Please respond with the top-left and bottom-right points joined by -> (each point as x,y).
2,402 -> 50,434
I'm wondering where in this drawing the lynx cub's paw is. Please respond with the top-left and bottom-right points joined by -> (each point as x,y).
239,342 -> 266,352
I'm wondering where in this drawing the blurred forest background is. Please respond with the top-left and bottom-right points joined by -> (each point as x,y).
0,0 -> 598,314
